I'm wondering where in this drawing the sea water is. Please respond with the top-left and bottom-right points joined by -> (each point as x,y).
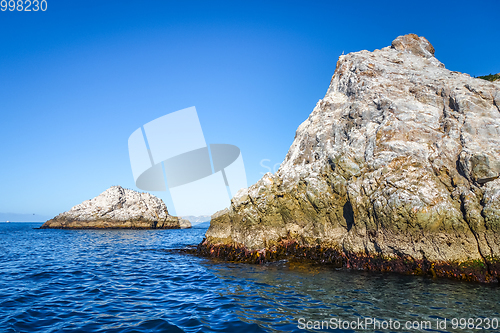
0,223 -> 499,332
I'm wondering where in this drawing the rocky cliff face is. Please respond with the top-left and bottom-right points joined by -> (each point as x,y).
200,34 -> 500,283
41,186 -> 191,229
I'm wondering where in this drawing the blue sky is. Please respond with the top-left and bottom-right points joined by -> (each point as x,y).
0,0 -> 498,219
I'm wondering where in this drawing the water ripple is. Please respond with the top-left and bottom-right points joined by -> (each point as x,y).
1,223 -> 499,332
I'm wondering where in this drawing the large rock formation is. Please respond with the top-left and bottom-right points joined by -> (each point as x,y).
200,34 -> 500,283
41,186 -> 191,229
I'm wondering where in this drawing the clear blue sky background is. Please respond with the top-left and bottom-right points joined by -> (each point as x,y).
0,0 -> 498,219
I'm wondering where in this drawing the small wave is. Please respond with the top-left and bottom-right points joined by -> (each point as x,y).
0,225 -> 499,333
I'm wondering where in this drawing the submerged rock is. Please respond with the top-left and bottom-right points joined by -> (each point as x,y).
200,34 -> 500,283
41,186 -> 191,229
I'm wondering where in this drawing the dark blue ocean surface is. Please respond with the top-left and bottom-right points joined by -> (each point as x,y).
1,223 -> 499,333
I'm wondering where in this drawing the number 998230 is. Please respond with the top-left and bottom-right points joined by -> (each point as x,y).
1,0 -> 47,11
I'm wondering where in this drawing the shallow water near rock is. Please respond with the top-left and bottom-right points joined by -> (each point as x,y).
1,223 -> 499,332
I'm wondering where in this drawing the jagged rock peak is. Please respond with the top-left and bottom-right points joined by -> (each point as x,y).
41,186 -> 191,229
391,33 -> 435,58
202,34 -> 500,283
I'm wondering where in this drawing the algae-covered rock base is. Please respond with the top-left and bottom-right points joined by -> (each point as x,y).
199,34 -> 500,283
41,186 -> 190,229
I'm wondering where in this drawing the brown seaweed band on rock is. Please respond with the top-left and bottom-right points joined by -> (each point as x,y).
197,34 -> 500,284
197,239 -> 499,284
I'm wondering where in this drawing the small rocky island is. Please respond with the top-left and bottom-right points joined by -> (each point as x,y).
199,34 -> 500,283
40,186 -> 191,229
